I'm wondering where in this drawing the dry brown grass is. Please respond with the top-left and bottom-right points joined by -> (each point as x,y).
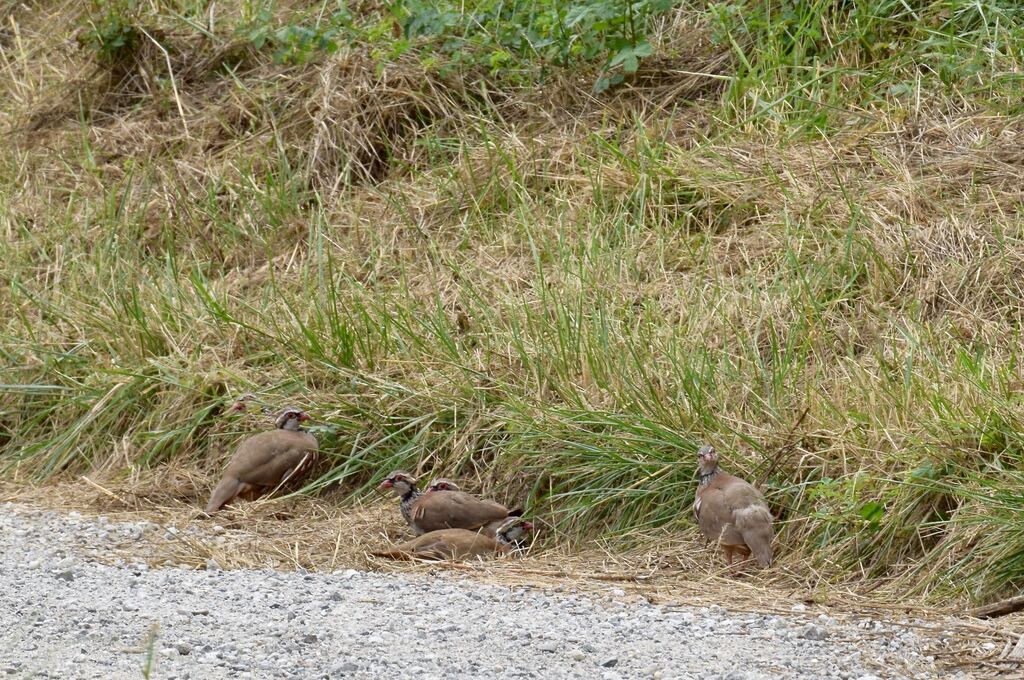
0,476 -> 983,612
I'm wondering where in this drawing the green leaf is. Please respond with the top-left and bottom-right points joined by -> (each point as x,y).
858,501 -> 885,524
608,40 -> 653,71
633,40 -> 654,58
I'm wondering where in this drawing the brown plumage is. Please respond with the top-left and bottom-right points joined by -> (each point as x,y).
380,471 -> 520,536
694,444 -> 773,570
371,517 -> 534,561
205,407 -> 318,513
410,487 -> 519,536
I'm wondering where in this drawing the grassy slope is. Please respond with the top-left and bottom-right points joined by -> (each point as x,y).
2,0 -> 1023,604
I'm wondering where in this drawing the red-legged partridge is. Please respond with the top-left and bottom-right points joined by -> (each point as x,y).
371,517 -> 534,561
205,407 -> 318,513
694,444 -> 773,570
380,471 -> 519,536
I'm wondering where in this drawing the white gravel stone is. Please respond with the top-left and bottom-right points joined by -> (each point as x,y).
0,504 -> 943,680
801,623 -> 829,641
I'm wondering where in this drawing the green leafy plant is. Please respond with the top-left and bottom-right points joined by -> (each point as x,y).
141,621 -> 160,679
78,0 -> 140,64
391,0 -> 677,91
858,501 -> 885,532
240,7 -> 354,65
232,1 -> 677,88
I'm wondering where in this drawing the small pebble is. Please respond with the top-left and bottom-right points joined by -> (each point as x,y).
801,623 -> 829,641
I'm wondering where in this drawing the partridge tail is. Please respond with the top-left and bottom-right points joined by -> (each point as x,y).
370,549 -> 413,560
371,544 -> 449,561
205,477 -> 243,513
734,505 -> 774,567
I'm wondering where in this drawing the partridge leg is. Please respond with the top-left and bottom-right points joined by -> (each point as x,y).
734,547 -> 753,576
237,483 -> 262,502
725,545 -> 747,577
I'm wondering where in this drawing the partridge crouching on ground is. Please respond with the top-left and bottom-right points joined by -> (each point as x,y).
371,517 -> 534,561
410,485 -> 518,536
381,471 -> 521,536
205,407 -> 318,513
694,444 -> 773,571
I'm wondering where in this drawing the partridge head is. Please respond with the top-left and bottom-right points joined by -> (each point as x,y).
697,444 -> 720,475
380,470 -> 422,527
426,478 -> 461,493
494,516 -> 534,549
227,392 -> 273,416
204,406 -> 318,513
274,407 -> 311,430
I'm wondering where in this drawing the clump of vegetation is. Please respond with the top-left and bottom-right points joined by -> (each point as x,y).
79,5 -> 140,65
2,0 -> 1024,607
226,0 -> 679,89
387,0 -> 676,90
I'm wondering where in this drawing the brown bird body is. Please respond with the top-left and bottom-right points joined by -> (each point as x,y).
694,445 -> 773,570
380,471 -> 520,536
409,490 -> 514,535
205,408 -> 318,513
372,517 -> 533,561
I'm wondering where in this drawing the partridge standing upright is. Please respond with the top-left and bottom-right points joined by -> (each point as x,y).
205,407 -> 318,513
371,517 -> 534,561
694,444 -> 773,570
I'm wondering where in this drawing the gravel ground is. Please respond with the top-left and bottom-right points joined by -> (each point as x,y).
0,504 -> 947,680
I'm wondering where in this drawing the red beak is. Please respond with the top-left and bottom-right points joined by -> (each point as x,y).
380,480 -> 394,489
298,412 -> 311,422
